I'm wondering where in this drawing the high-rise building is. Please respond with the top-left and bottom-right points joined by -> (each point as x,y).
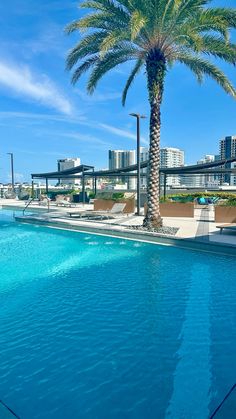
140,147 -> 149,188
220,136 -> 236,185
57,158 -> 81,186
108,150 -> 136,190
160,147 -> 184,187
180,155 -> 220,188
196,155 -> 216,187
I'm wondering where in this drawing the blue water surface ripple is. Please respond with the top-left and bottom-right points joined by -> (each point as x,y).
0,210 -> 235,418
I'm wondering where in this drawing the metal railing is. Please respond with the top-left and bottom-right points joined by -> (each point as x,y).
23,197 -> 35,215
23,196 -> 50,215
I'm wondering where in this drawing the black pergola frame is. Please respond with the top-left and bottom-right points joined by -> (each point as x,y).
32,156 -> 236,205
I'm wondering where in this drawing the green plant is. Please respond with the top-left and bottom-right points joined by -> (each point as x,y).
112,192 -> 125,200
168,192 -> 236,200
222,198 -> 236,206
66,1 -> 236,228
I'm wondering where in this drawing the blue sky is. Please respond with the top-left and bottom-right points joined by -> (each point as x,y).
0,0 -> 235,182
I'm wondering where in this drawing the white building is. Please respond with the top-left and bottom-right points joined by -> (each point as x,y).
196,155 -> 215,188
140,147 -> 149,188
108,150 -> 136,190
57,158 -> 81,186
160,147 -> 184,187
180,155 -> 220,188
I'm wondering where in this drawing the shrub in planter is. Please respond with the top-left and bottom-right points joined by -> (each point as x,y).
215,201 -> 236,222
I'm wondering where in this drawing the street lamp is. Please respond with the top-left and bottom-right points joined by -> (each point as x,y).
7,152 -> 15,193
130,113 -> 146,215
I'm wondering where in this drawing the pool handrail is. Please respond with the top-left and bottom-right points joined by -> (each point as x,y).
23,196 -> 50,215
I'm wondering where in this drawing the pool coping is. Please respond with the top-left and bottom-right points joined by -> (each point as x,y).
0,204 -> 50,212
14,215 -> 236,257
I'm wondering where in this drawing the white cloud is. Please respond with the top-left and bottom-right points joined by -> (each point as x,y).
0,111 -> 86,123
0,61 -> 73,115
99,123 -> 149,145
76,89 -> 121,103
57,131 -> 114,148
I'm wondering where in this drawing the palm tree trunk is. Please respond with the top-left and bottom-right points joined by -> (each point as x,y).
143,52 -> 166,228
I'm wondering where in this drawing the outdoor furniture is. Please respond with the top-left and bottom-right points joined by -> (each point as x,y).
68,203 -> 127,220
212,197 -> 220,204
55,195 -> 75,207
216,223 -> 236,234
38,195 -> 50,206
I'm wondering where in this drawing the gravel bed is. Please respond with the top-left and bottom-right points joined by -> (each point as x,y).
126,225 -> 179,236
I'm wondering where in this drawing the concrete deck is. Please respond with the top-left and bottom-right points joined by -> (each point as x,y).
1,199 -> 236,254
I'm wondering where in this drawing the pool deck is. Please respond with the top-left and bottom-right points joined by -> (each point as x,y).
1,199 -> 236,255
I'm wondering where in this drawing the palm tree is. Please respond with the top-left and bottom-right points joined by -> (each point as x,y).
65,0 -> 236,228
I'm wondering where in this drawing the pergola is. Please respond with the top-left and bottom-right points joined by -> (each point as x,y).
32,164 -> 94,202
32,156 -> 236,205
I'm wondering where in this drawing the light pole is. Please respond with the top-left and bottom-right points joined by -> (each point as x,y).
7,153 -> 15,193
130,113 -> 146,215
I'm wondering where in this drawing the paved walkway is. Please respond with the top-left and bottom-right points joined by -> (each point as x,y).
1,199 -> 236,249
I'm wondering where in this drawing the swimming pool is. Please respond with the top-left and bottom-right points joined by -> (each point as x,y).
0,209 -> 235,418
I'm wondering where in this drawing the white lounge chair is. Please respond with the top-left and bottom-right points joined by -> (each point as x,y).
55,195 -> 75,207
68,202 -> 127,219
39,196 -> 50,206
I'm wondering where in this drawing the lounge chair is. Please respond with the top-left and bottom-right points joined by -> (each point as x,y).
55,195 -> 75,207
212,197 -> 220,204
68,202 -> 127,220
216,223 -> 236,234
38,195 -> 50,206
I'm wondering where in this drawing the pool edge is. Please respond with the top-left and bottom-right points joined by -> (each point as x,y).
14,216 -> 236,257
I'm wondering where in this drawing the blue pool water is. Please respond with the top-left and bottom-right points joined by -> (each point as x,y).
0,209 -> 236,418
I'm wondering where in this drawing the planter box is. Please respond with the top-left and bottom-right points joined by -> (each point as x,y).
144,202 -> 194,218
160,202 -> 194,217
215,206 -> 236,223
94,198 -> 135,214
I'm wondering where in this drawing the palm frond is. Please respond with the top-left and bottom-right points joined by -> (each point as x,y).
99,31 -> 126,55
87,48 -> 139,93
71,56 -> 100,85
203,8 -> 236,29
199,35 -> 236,64
68,12 -> 126,33
122,58 -> 144,105
178,53 -> 236,97
66,32 -> 108,70
130,10 -> 147,40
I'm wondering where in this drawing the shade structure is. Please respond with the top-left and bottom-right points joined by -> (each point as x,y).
31,156 -> 236,203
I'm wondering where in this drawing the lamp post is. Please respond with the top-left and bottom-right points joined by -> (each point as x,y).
130,113 -> 146,215
7,153 -> 15,193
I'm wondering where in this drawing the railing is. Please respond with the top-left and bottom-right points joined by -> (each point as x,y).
23,196 -> 50,215
23,197 -> 35,215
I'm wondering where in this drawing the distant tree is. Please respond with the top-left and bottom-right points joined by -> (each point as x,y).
66,0 -> 236,228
